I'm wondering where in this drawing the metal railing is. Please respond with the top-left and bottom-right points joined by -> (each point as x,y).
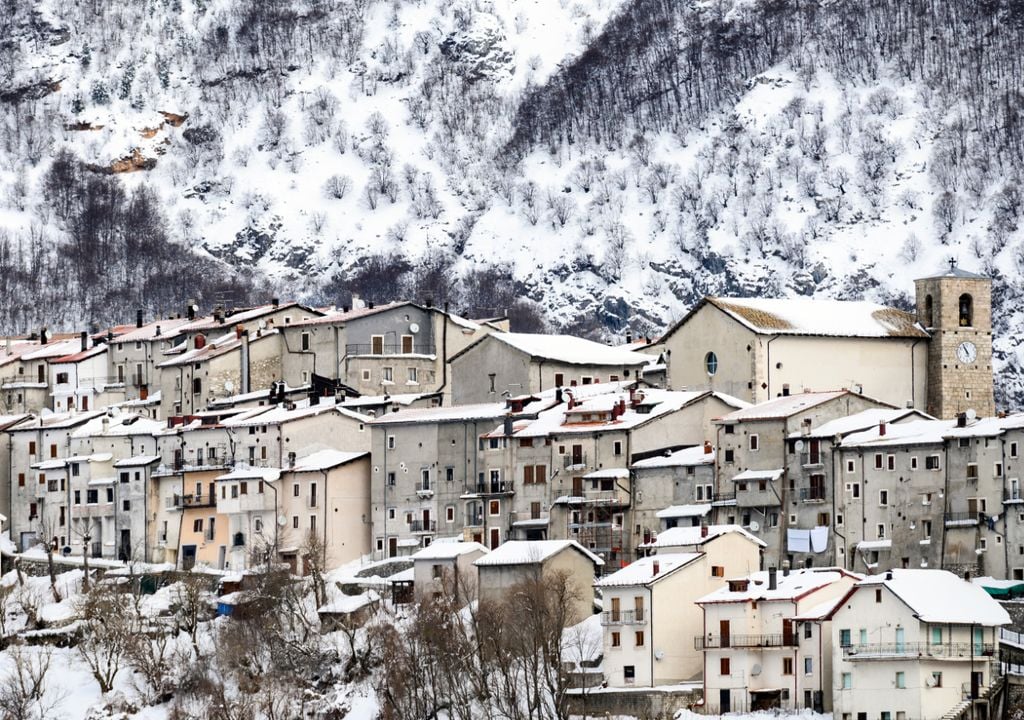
696,634 -> 797,649
1004,489 -> 1023,502
842,642 -> 994,659
801,453 -> 824,468
409,520 -> 436,533
474,480 -> 514,494
944,512 -> 982,526
799,487 -> 827,502
563,454 -> 587,469
415,482 -> 434,497
171,493 -> 216,509
345,343 -> 435,356
711,492 -> 736,504
465,513 -> 484,528
601,609 -> 646,625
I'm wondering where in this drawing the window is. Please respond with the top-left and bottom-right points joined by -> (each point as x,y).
623,665 -> 635,683
1013,442 -> 1019,458
73,490 -> 80,504
875,588 -> 883,603
388,507 -> 396,520
704,351 -> 718,376
783,657 -> 793,675
310,516 -> 316,530
87,489 -> 98,504
192,378 -> 202,395
996,462 -> 1004,478
720,658 -> 730,675
850,483 -> 860,498
387,472 -> 396,486
841,672 -> 852,690
28,441 -> 35,456
371,335 -> 384,354
240,481 -> 248,495
613,441 -> 623,456
554,372 -> 564,387
193,518 -> 204,533
836,513 -> 844,527
50,444 -> 57,458
877,524 -> 886,539
967,463 -> 978,481
489,500 -> 500,516
711,565 -> 724,577
300,332 -> 310,351
911,456 -> 919,470
931,671 -> 942,687
293,483 -> 300,497
887,454 -> 895,471
879,490 -> 888,506
750,434 -> 759,451
959,293 -> 973,326
611,632 -> 620,648
839,629 -> 852,647
122,500 -> 130,511
17,473 -> 24,487
926,455 -> 940,470
804,657 -> 813,675
387,435 -> 396,450
56,372 -> 68,384
874,453 -> 883,469
804,623 -> 813,639
361,369 -> 371,382
634,631 -> 644,647
292,516 -> 299,529
923,520 -> 932,539
931,627 -> 942,645
846,459 -> 855,473
446,506 -> 454,523
382,367 -> 393,383
724,449 -> 734,463
446,467 -> 454,483
408,367 -> 418,383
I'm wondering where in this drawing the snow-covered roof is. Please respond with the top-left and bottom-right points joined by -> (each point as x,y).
453,332 -> 653,366
156,330 -> 246,367
287,301 -> 411,327
370,401 -> 514,425
787,408 -> 933,440
918,264 -> 987,280
21,338 -> 82,360
731,468 -> 784,482
113,455 -> 161,468
8,410 -> 104,430
698,568 -> 852,604
318,590 -> 379,614
222,397 -> 369,427
639,524 -> 767,550
412,541 -> 489,561
474,540 -> 603,567
181,302 -> 321,332
705,297 -> 928,338
583,468 -> 629,480
289,450 -> 368,473
632,445 -> 714,469
215,466 -> 280,482
857,570 -> 1010,626
855,539 -> 892,551
841,418 -> 956,448
656,504 -> 712,519
719,391 -> 877,422
594,553 -> 701,588
51,344 -> 107,364
107,317 -> 192,343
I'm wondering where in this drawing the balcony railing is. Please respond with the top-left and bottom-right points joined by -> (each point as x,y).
601,609 -> 646,625
944,512 -> 982,527
842,642 -> 994,660
695,633 -> 797,650
1004,489 -> 1023,503
801,453 -> 824,468
564,454 -> 587,469
711,492 -> 736,505
465,513 -> 484,528
473,481 -> 514,495
171,493 -> 216,509
415,483 -> 434,497
799,487 -> 827,502
409,520 -> 437,533
345,343 -> 436,356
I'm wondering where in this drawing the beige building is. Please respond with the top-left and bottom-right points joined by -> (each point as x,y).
411,540 -> 489,604
473,539 -> 602,624
597,526 -> 764,688
829,569 -> 1008,720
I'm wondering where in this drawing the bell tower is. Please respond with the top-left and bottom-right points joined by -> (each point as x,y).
914,261 -> 994,418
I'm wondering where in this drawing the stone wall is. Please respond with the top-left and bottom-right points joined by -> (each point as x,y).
563,686 -> 702,720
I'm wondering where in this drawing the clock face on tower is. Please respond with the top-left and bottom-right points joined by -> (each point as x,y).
956,341 -> 977,363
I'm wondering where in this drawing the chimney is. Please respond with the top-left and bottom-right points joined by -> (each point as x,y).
503,415 -> 514,437
194,334 -> 206,350
626,330 -> 633,344
957,412 -> 967,428
425,297 -> 433,308
40,327 -> 48,345
782,560 -> 790,577
235,325 -> 243,339
801,418 -> 812,436
652,560 -> 660,576
885,570 -> 893,581
136,309 -> 144,328
80,331 -> 88,352
240,329 -> 251,395
782,384 -> 790,397
703,440 -> 713,455
186,300 -> 196,321
879,421 -> 887,436
700,525 -> 709,538
272,297 -> 280,308
768,567 -> 777,591
155,325 -> 161,337
215,306 -> 225,324
368,301 -> 375,310
555,387 -> 563,404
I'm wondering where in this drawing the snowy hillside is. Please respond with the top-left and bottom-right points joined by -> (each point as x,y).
4,0 -> 1024,405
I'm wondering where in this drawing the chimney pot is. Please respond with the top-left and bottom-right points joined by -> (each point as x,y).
272,297 -> 279,308
879,421 -> 887,436
768,567 -> 777,591
782,384 -> 790,397
626,330 -> 633,344
885,570 -> 893,581
703,440 -> 713,455
155,325 -> 161,337
652,560 -> 660,576
80,331 -> 88,352
700,525 -> 709,538
136,309 -> 144,328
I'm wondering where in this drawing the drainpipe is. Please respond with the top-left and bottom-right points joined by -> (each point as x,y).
1002,435 -> 1010,576
765,335 -> 780,400
648,584 -> 655,687
831,442 -> 845,567
437,306 -> 449,405
321,468 -> 329,568
910,338 -> 925,409
941,439 -> 950,570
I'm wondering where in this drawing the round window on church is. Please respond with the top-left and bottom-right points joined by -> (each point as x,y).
705,351 -> 718,376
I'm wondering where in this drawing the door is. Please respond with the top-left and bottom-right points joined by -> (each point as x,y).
531,502 -> 541,520
808,439 -> 820,464
895,627 -> 905,653
217,545 -> 226,569
489,527 -> 501,549
371,336 -> 384,354
572,477 -> 584,496
974,627 -> 984,656
720,620 -> 731,648
610,597 -> 621,622
783,619 -> 794,646
971,671 -> 983,699
572,444 -> 583,465
634,595 -> 644,622
401,335 -> 413,353
388,537 -> 397,558
181,545 -> 197,571
119,530 -> 131,562
719,689 -> 730,713
81,396 -> 88,411
422,509 -> 431,532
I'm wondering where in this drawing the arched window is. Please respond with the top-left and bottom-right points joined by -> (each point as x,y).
924,295 -> 934,327
959,293 -> 973,327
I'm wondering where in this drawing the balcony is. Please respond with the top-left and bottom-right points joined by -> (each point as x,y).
345,343 -> 435,356
601,609 -> 646,625
465,512 -> 484,528
415,482 -> 434,498
1004,489 -> 1023,504
711,492 -> 736,506
801,453 -> 824,469
695,633 -> 797,650
842,642 -> 994,660
564,454 -> 587,470
799,487 -> 827,503
944,512 -> 982,528
472,480 -> 514,495
409,520 -> 437,533
170,493 -> 216,509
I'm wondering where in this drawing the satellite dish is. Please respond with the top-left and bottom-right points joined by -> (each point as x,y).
966,409 -> 977,421
224,380 -> 235,393
749,520 -> 760,532
751,663 -> 762,677
794,440 -> 805,452
277,515 -> 288,527
409,323 -> 420,334
258,320 -> 268,330
654,650 -> 664,660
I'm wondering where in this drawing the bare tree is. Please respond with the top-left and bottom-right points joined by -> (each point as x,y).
76,584 -> 134,694
0,645 -> 65,720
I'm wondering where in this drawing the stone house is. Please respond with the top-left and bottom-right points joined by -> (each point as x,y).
411,540 -> 488,604
631,443 -> 716,540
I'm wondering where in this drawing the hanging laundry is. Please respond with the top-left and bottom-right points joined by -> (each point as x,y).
787,528 -> 810,553
811,526 -> 829,553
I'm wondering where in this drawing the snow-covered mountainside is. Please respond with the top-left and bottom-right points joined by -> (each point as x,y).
4,0 -> 1024,406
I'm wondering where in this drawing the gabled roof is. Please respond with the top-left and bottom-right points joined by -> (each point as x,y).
473,540 -> 603,567
288,449 -> 368,472
51,344 -> 107,364
718,390 -> 892,423
108,317 -> 192,343
661,296 -> 929,342
698,567 -> 857,604
788,408 -> 933,440
840,569 -> 1009,626
594,553 -> 702,588
639,524 -> 767,550
841,418 -> 957,449
450,332 -> 654,366
369,401 -> 520,426
632,445 -> 715,469
916,264 -> 987,280
412,541 -> 489,561
179,302 -> 322,332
